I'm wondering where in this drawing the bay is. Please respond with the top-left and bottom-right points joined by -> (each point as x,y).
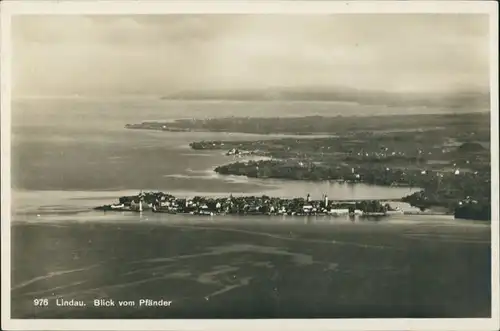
9,97 -> 491,319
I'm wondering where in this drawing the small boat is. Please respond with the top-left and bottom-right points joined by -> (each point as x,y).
95,204 -> 130,212
363,212 -> 387,217
195,210 -> 214,216
153,209 -> 177,214
152,205 -> 177,214
385,209 -> 404,215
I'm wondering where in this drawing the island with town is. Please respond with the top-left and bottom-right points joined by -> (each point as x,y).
96,190 -> 405,217
98,112 -> 491,221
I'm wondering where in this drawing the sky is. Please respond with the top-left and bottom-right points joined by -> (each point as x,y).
12,14 -> 490,97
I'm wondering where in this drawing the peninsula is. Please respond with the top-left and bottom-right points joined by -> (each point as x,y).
122,112 -> 491,221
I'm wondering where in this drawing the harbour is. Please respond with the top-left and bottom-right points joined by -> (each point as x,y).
95,191 -> 408,217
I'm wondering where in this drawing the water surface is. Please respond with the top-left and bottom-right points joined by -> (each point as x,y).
10,98 -> 491,319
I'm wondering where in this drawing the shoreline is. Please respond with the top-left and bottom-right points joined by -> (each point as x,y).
93,191 -> 451,218
14,111 -> 491,221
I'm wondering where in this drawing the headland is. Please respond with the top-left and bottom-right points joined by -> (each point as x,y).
117,112 -> 491,221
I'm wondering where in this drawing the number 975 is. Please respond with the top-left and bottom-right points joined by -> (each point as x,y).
33,299 -> 49,306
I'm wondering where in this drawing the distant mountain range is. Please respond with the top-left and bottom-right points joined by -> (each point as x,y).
161,86 -> 490,108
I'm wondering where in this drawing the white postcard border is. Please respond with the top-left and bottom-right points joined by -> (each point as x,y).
1,1 -> 498,331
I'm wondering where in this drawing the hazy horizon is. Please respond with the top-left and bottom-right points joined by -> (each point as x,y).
13,14 -> 490,98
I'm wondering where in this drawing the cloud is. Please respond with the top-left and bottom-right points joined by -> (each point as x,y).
12,14 -> 490,96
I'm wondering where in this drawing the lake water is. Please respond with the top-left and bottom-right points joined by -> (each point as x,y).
9,97 -> 491,318
11,97 -> 425,214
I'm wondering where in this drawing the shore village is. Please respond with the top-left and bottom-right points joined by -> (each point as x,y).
98,113 -> 492,221
96,191 -> 407,217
